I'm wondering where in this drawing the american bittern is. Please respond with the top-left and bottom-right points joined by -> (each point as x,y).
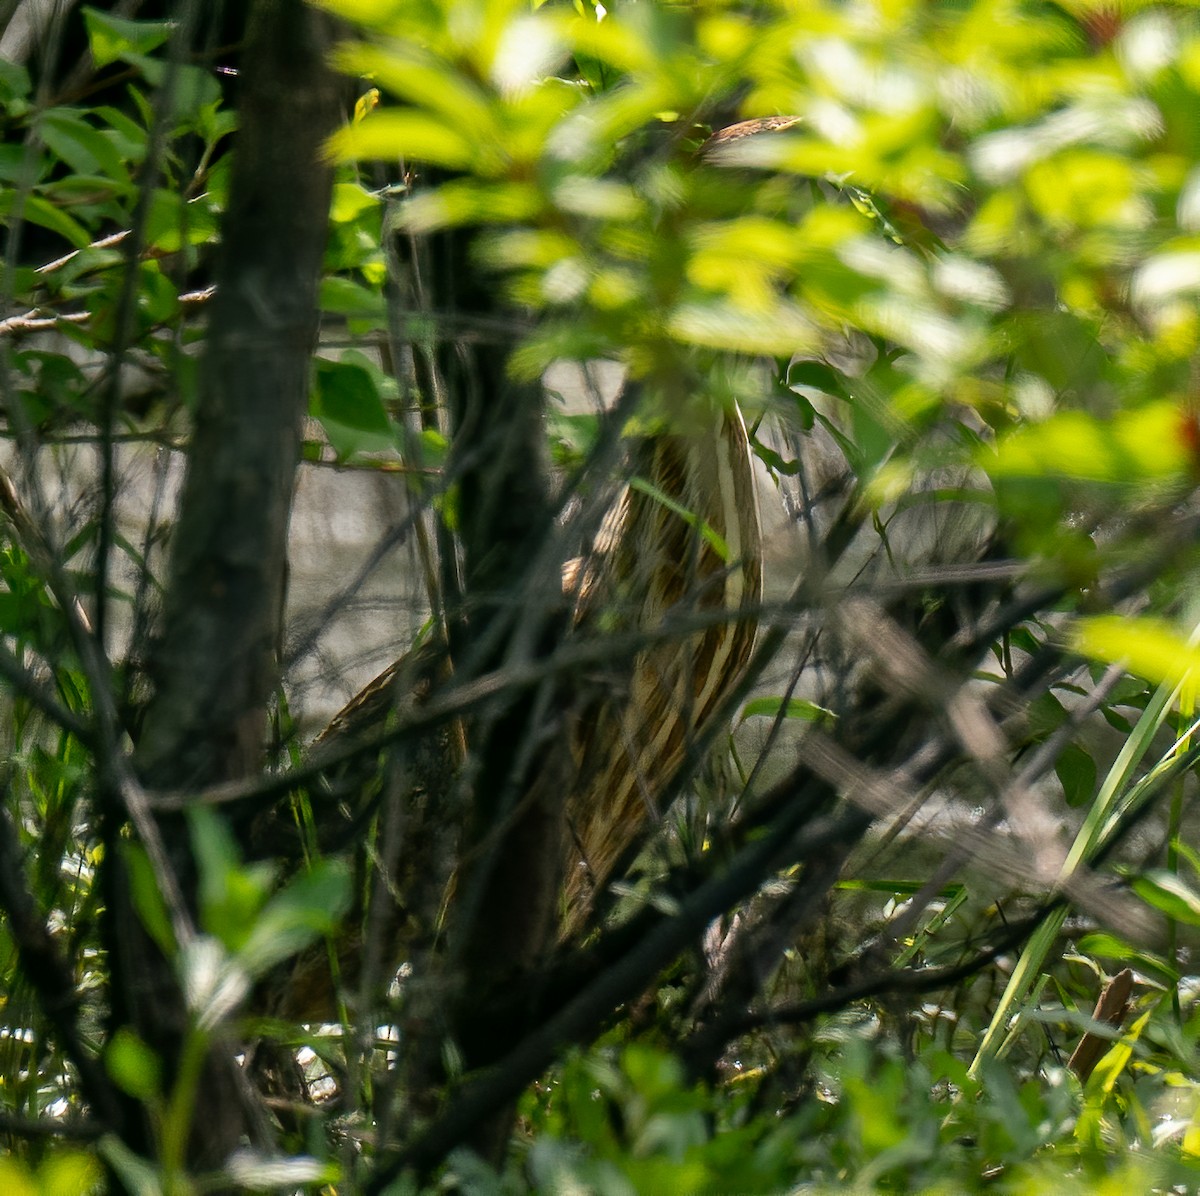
274,119 -> 784,1018
562,406 -> 761,930
281,400 -> 761,968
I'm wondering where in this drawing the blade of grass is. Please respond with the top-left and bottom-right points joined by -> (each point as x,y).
969,671 -> 1183,1077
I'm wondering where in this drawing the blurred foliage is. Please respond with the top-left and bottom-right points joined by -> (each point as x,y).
486,1026 -> 1200,1194
5,0 -> 1200,1190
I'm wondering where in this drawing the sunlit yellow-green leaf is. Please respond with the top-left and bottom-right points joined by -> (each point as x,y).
330,181 -> 380,225
1073,615 -> 1200,688
332,42 -> 500,145
35,1152 -> 102,1196
689,217 -> 803,286
1185,1103 -> 1200,1159
354,86 -> 380,125
82,7 -> 171,68
559,11 -> 660,76
696,12 -> 756,60
0,1160 -> 34,1196
590,267 -> 643,310
400,179 -> 541,233
1025,149 -> 1147,231
669,298 -> 818,355
989,401 -> 1192,485
480,228 -> 578,271
310,0 -> 406,27
691,217 -> 801,266
327,110 -> 487,173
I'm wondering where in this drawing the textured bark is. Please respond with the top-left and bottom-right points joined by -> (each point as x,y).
105,0 -> 342,1174
400,179 -> 569,1159
448,353 -> 566,988
135,2 -> 340,790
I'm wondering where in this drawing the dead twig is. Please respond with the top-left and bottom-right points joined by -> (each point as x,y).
1067,967 -> 1135,1083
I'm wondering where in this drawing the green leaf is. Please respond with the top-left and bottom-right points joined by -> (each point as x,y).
741,696 -> 835,724
330,181 -> 381,224
311,358 -> 395,459
136,262 -> 180,325
1054,742 -> 1096,808
1099,705 -> 1134,734
236,860 -> 353,979
0,1157 -> 33,1194
1075,932 -> 1179,984
32,1152 -> 103,1196
96,1138 -> 162,1196
83,6 -> 172,68
420,426 -> 450,466
989,401 -> 1191,487
189,807 -> 274,953
1025,690 -> 1068,739
328,110 -> 479,171
782,358 -> 835,392
39,108 -> 130,185
122,842 -> 175,957
0,58 -> 31,106
0,144 -> 42,186
189,805 -> 240,907
547,408 -> 599,468
95,105 -> 149,161
403,179 -> 540,233
0,191 -> 90,248
143,189 -> 219,252
837,878 -> 964,898
319,276 -> 386,320
87,262 -> 181,341
36,174 -> 127,220
106,1027 -> 162,1102
1173,836 -> 1200,883
750,437 -> 800,477
1074,615 -> 1200,689
225,1153 -> 338,1190
668,299 -> 819,356
119,54 -> 222,125
1131,869 -> 1200,927
629,476 -> 730,562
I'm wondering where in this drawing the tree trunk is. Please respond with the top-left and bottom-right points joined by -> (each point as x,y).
402,181 -> 570,1162
105,0 -> 342,1175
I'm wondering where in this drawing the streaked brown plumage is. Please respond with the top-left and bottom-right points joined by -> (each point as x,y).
272,118 -> 793,1018
562,408 -> 761,930
270,402 -> 760,1019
